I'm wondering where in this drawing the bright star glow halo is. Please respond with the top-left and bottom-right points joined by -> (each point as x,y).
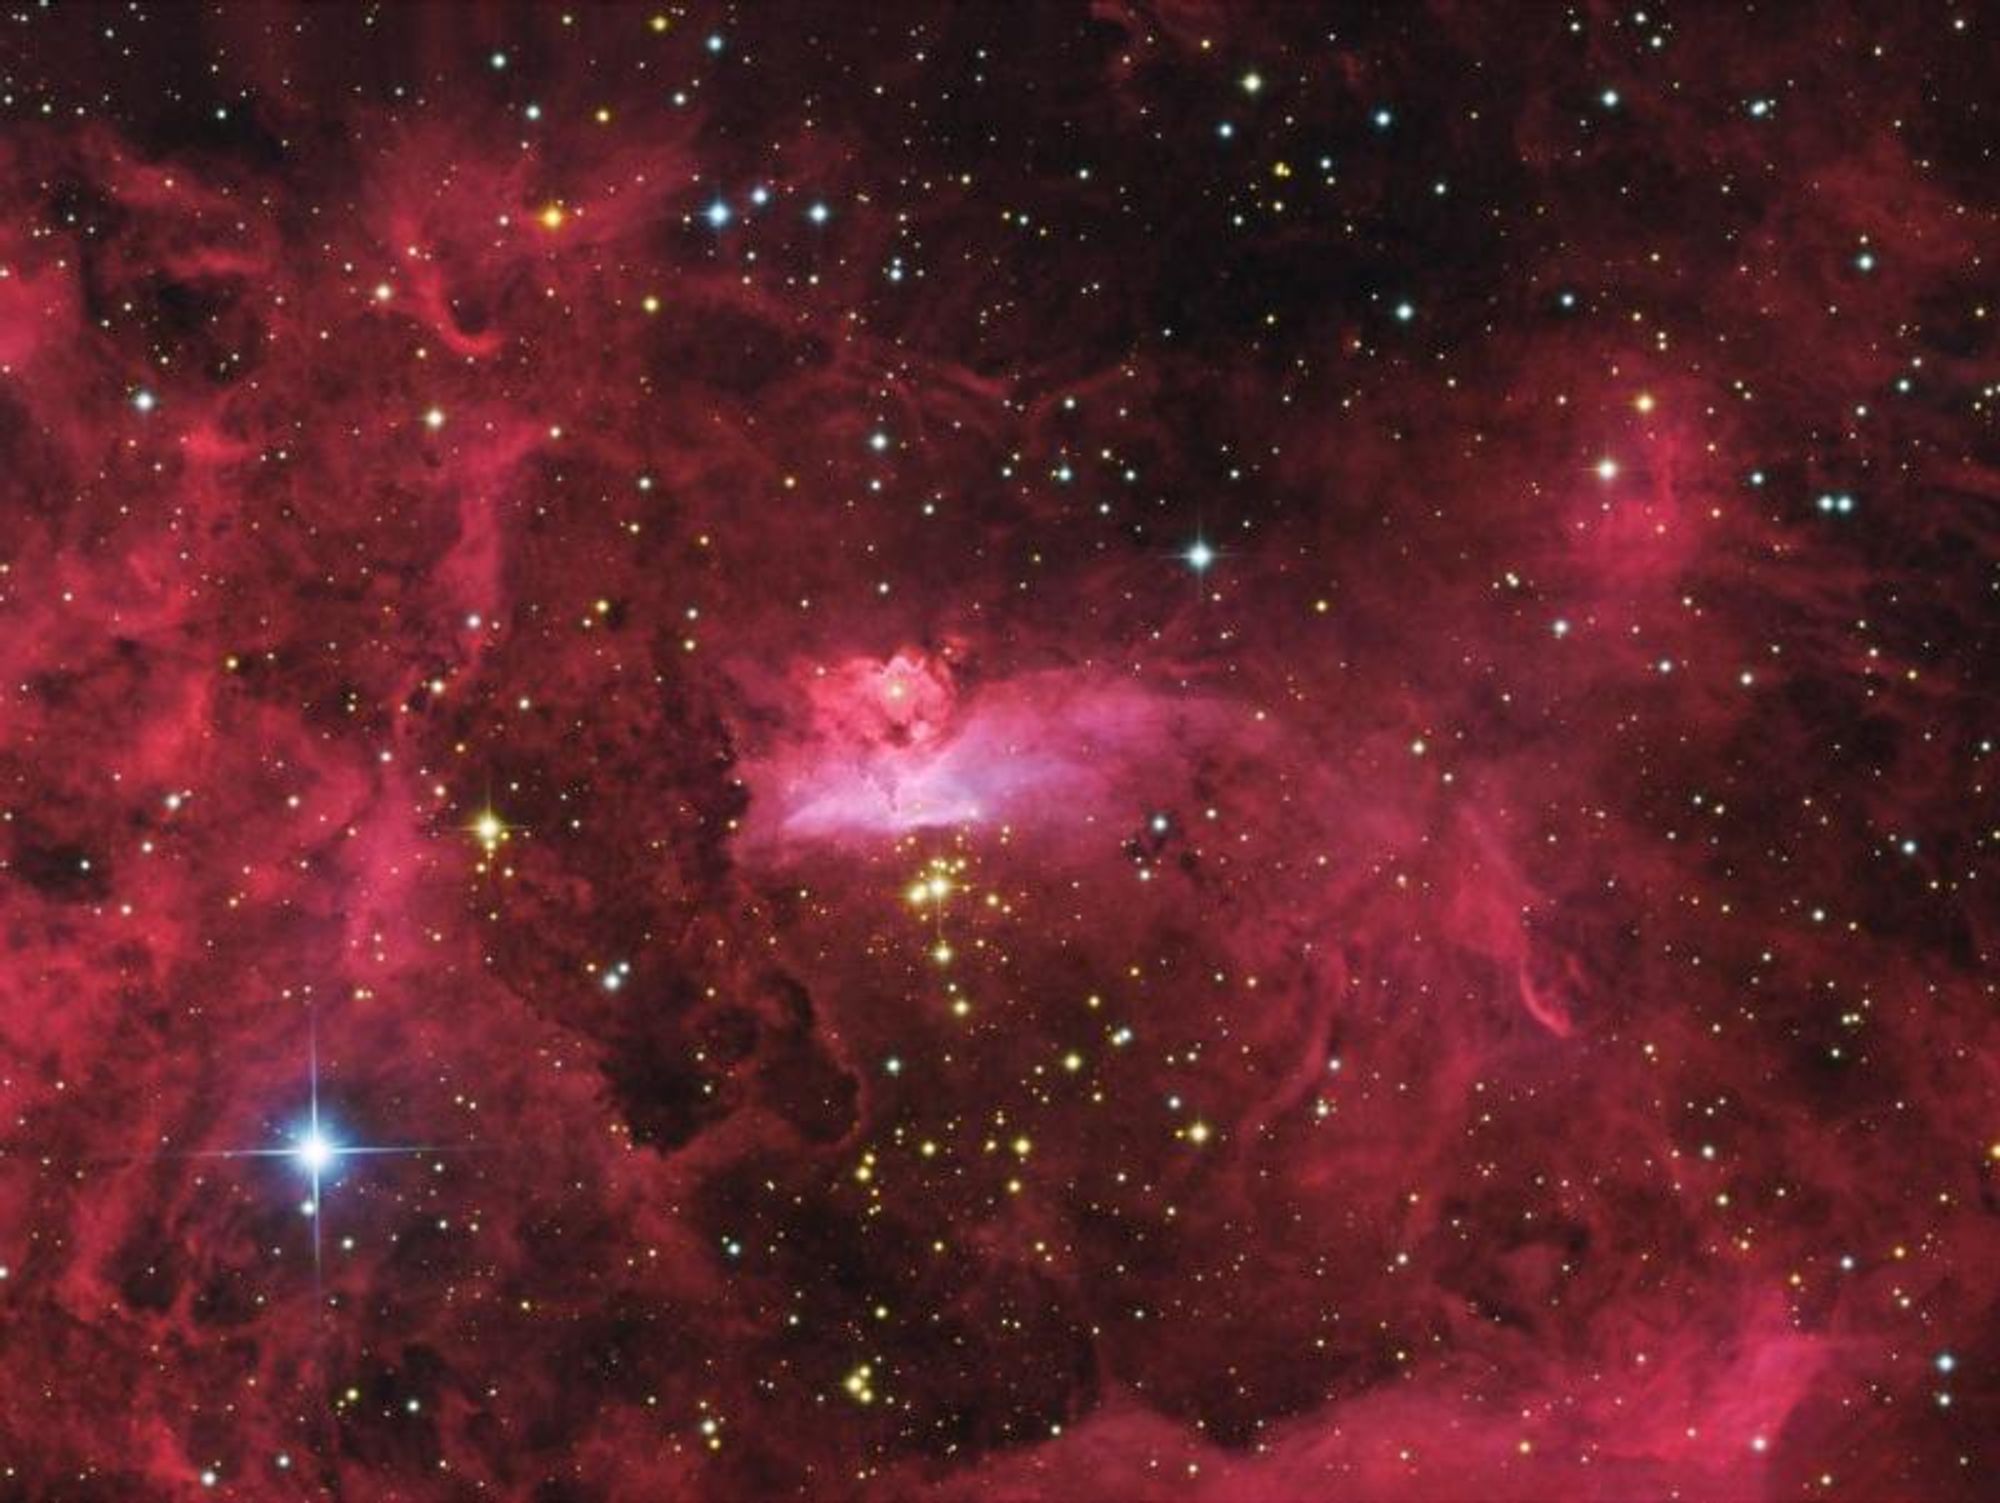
294,1127 -> 337,1174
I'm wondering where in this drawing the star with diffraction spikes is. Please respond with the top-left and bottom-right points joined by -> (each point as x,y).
179,1010 -> 442,1298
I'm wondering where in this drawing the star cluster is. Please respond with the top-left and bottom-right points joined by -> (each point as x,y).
0,3 -> 1996,1499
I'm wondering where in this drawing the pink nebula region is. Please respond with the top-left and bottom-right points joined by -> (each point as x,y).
0,4 -> 1995,1499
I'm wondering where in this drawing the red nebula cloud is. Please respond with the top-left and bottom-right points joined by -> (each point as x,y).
0,4 -> 1994,1500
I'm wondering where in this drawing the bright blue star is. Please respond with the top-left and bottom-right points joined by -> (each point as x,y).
295,1126 -> 336,1175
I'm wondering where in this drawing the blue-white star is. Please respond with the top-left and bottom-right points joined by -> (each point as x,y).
186,1013 -> 434,1295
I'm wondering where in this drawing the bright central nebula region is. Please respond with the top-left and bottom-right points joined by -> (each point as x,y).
0,3 -> 1995,1499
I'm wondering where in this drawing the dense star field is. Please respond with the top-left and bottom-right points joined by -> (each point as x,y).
0,2 -> 1996,1498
